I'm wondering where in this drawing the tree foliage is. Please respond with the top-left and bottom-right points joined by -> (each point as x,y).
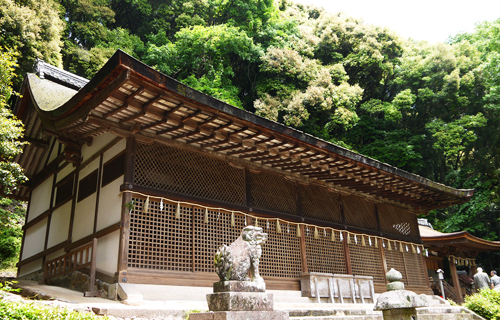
0,47 -> 26,192
0,0 -> 65,88
2,0 -> 500,269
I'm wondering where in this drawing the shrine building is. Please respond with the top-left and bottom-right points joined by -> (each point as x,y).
12,50 -> 474,296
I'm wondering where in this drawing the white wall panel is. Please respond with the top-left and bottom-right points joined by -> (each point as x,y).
96,230 -> 120,275
22,218 -> 47,259
103,139 -> 125,163
72,194 -> 96,241
47,202 -> 71,247
96,177 -> 123,230
27,177 -> 52,222
18,259 -> 42,278
81,132 -> 116,162
56,163 -> 75,183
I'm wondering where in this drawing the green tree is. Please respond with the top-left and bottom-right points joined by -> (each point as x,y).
0,47 -> 26,193
0,0 -> 65,88
144,24 -> 262,108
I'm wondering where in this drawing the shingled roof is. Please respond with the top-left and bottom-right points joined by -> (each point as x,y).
13,50 -> 474,211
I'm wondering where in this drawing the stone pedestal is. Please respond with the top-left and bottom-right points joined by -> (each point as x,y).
374,269 -> 428,320
207,292 -> 273,311
190,311 -> 289,320
381,308 -> 417,320
192,281 -> 288,320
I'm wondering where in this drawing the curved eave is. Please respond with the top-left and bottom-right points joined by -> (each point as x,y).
28,50 -> 474,210
422,230 -> 500,252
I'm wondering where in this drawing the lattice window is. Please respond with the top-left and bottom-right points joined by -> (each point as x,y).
305,229 -> 347,275
300,184 -> 342,224
378,204 -> 419,239
349,237 -> 385,284
134,143 -> 245,205
383,241 -> 409,285
249,171 -> 297,215
259,220 -> 302,279
404,251 -> 427,287
128,196 -> 302,278
342,195 -> 377,230
128,197 -> 192,271
194,208 -> 246,273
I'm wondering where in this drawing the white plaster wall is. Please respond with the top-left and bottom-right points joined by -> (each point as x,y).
18,259 -> 42,278
79,158 -> 99,181
27,177 -> 52,222
96,177 -> 123,230
72,194 -> 96,241
22,218 -> 47,259
47,202 -> 72,248
103,139 -> 125,162
47,140 -> 60,164
38,137 -> 54,174
46,249 -> 65,261
81,132 -> 117,163
96,230 -> 120,275
56,163 -> 75,183
71,159 -> 99,241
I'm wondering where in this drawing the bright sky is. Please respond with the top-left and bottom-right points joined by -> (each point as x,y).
294,0 -> 500,43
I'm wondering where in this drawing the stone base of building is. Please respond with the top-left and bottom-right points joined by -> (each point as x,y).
207,292 -> 273,311
189,310 -> 289,320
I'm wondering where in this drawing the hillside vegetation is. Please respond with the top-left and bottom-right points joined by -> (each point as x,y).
1,0 -> 500,268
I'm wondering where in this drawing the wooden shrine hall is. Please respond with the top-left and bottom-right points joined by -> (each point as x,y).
12,50 -> 474,297
419,219 -> 500,303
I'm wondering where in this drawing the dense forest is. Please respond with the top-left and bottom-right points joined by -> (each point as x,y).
1,0 -> 500,270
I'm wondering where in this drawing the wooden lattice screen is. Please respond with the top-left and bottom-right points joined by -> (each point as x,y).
349,236 -> 385,284
133,143 -> 421,243
342,195 -> 378,230
378,203 -> 419,239
128,197 -> 192,271
404,251 -> 427,287
128,197 -> 302,278
305,229 -> 347,275
299,184 -> 342,224
248,171 -> 298,216
258,220 -> 302,279
134,143 -> 245,205
383,240 -> 413,284
193,207 -> 246,273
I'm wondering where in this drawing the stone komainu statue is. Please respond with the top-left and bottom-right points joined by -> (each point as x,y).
214,226 -> 267,282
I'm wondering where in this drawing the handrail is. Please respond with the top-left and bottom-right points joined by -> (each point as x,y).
429,278 -> 458,303
43,238 -> 99,297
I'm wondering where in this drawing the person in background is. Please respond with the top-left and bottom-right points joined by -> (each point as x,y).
490,270 -> 500,290
474,267 -> 490,290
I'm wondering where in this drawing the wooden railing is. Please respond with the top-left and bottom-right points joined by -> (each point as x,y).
459,277 -> 473,296
43,238 -> 99,297
429,278 -> 458,303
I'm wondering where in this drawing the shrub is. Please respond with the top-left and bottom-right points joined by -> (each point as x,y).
464,289 -> 500,320
0,197 -> 25,270
0,300 -> 109,320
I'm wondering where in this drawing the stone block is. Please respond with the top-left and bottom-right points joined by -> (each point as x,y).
207,292 -> 273,311
382,308 -> 417,320
213,281 -> 265,293
386,281 -> 405,291
189,311 -> 288,320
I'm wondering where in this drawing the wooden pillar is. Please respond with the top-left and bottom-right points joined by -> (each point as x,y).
379,240 -> 388,283
422,254 -> 431,291
343,232 -> 352,275
449,256 -> 463,303
299,225 -> 308,273
118,137 -> 136,283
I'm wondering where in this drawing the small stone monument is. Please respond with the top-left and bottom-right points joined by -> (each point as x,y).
374,268 -> 428,320
190,226 -> 289,320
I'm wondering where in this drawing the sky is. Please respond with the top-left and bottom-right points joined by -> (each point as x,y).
294,0 -> 500,43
